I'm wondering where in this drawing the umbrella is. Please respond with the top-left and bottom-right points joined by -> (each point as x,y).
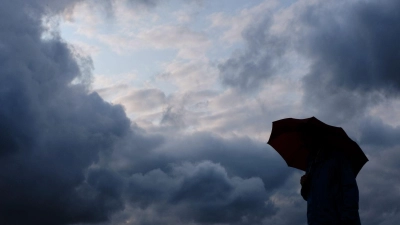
267,117 -> 368,177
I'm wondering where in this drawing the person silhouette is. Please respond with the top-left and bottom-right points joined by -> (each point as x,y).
300,145 -> 362,225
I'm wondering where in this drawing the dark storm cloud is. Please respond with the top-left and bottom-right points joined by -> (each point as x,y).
302,0 -> 400,95
110,132 -> 292,191
64,130 -> 295,225
359,117 -> 400,147
356,143 -> 400,225
126,161 -> 277,224
0,0 -> 131,224
103,131 -> 294,224
299,0 -> 400,122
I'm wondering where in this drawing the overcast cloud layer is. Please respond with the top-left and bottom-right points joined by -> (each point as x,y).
1,0 -> 400,225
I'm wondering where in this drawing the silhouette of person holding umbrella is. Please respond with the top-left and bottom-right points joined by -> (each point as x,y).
300,137 -> 361,225
267,117 -> 367,225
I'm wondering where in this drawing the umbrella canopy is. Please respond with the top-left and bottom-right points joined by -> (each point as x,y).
267,117 -> 368,177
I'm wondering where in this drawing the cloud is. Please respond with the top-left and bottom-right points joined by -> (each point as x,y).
299,0 -> 400,122
96,25 -> 211,59
0,0 -> 131,224
126,161 -> 277,224
64,0 -> 210,58
359,117 -> 400,147
0,1 -> 295,223
184,76 -> 303,140
158,59 -> 218,91
216,0 -> 400,127
368,98 -> 400,127
217,12 -> 290,92
108,131 -> 292,193
115,88 -> 167,113
125,0 -> 160,8
356,144 -> 400,225
209,1 -> 278,44
313,0 -> 400,93
42,122 -> 296,225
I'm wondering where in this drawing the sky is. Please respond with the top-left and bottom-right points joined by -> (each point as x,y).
0,0 -> 400,224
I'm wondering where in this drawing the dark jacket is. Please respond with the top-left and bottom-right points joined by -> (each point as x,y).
301,150 -> 361,225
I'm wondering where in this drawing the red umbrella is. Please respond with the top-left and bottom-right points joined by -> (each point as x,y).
267,117 -> 368,177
